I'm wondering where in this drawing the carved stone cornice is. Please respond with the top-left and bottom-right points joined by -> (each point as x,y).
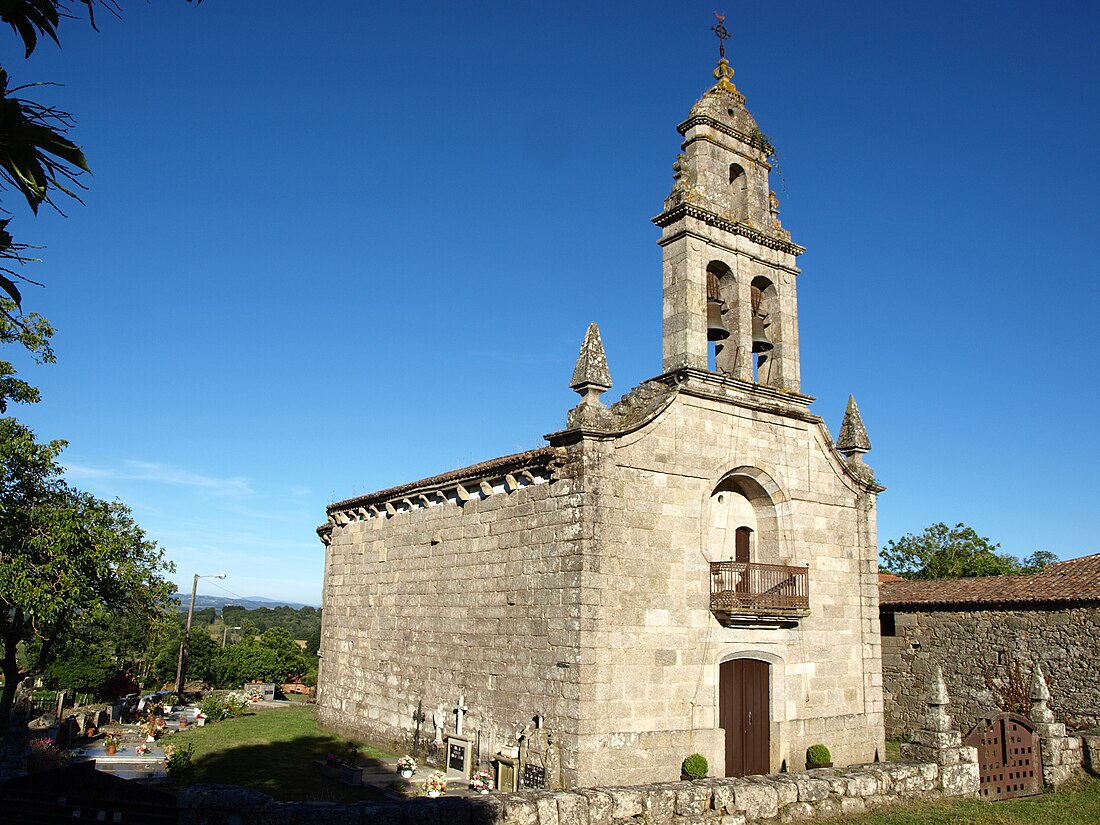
677,114 -> 769,152
652,202 -> 805,257
317,447 -> 565,539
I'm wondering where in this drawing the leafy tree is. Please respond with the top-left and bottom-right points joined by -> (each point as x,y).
38,636 -> 115,694
213,637 -> 280,687
0,417 -> 175,731
0,296 -> 52,411
1023,550 -> 1058,571
880,522 -> 1038,579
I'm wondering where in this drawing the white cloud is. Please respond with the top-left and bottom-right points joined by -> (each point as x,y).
64,460 -> 253,497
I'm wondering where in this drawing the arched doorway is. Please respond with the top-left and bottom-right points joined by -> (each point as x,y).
719,658 -> 770,776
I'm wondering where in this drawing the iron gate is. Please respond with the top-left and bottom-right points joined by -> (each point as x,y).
965,712 -> 1042,800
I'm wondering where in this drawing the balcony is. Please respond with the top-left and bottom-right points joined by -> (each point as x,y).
709,561 -> 810,626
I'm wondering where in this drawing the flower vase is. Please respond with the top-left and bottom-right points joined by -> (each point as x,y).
400,769 -> 412,778
480,789 -> 489,795
105,745 -> 117,756
146,735 -> 156,743
428,790 -> 440,798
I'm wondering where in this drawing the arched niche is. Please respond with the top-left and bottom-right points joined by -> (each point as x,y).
707,470 -> 782,564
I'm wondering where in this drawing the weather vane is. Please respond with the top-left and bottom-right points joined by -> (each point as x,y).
711,11 -> 730,59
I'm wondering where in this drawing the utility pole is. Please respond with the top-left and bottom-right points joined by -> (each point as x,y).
175,573 -> 225,697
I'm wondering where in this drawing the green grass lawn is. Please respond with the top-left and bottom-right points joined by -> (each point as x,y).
169,709 -> 1100,820
172,704 -> 395,802
815,778 -> 1100,825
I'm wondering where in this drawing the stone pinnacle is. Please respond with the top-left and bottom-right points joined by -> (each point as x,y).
837,394 -> 872,459
570,322 -> 612,396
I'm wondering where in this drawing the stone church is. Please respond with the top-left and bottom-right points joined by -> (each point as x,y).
316,49 -> 886,788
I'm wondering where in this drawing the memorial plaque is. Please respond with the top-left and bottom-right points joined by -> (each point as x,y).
522,763 -> 546,789
445,735 -> 472,778
448,741 -> 466,772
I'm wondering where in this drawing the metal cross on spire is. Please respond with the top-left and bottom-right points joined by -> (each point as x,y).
711,11 -> 730,59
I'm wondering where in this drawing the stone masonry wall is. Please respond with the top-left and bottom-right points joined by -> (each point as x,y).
317,458 -> 589,784
571,381 -> 884,783
882,605 -> 1100,739
179,761 -> 979,825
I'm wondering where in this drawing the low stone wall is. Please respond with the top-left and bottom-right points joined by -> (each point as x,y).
179,761 -> 979,825
1081,734 -> 1100,778
881,605 -> 1100,739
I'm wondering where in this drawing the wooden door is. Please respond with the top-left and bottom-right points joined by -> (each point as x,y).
719,658 -> 770,776
734,527 -> 752,593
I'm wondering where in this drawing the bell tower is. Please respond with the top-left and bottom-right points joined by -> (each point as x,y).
654,23 -> 805,390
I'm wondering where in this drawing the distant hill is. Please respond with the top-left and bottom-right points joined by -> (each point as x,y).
171,593 -> 318,611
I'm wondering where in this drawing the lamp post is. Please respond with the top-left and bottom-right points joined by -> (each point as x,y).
175,573 -> 226,697
222,625 -> 242,649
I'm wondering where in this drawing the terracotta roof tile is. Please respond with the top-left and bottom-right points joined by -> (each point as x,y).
879,553 -> 1100,608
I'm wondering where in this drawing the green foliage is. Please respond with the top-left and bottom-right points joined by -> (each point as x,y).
165,741 -> 195,779
681,753 -> 708,779
0,296 -> 53,411
806,744 -> 831,765
220,604 -> 322,642
880,522 -> 1033,579
0,417 -> 175,731
1024,550 -> 1058,570
38,638 -> 115,694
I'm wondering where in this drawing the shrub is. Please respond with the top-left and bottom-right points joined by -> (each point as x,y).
681,753 -> 708,779
165,742 -> 195,779
806,744 -> 831,765
199,694 -> 226,721
28,737 -> 69,771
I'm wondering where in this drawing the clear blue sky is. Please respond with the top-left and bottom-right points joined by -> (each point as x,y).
7,1 -> 1098,605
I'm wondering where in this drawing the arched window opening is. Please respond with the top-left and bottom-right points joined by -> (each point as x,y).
728,164 -> 748,219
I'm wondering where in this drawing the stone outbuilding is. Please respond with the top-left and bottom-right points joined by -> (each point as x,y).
880,553 -> 1100,739
316,51 -> 886,788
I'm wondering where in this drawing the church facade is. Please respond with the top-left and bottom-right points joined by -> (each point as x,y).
316,52 -> 886,788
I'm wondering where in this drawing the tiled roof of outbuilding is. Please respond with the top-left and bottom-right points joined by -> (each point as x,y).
879,553 -> 1100,608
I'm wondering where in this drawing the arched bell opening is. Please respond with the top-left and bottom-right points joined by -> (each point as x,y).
706,260 -> 735,372
750,276 -> 777,384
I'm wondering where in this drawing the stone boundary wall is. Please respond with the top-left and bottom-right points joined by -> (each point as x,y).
179,761 -> 979,825
882,604 -> 1100,739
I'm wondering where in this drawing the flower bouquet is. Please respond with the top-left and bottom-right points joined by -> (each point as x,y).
421,770 -> 448,797
470,768 -> 494,794
396,754 -> 416,777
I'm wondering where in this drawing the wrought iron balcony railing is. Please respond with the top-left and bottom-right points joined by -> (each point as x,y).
709,561 -> 810,620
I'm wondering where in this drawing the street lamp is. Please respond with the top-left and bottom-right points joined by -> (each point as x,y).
175,573 -> 226,697
222,625 -> 242,649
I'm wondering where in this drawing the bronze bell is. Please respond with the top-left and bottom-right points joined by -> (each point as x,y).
751,315 -> 773,353
706,272 -> 729,341
749,284 -> 774,352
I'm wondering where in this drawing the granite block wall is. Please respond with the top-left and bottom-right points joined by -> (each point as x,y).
882,605 -> 1100,739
